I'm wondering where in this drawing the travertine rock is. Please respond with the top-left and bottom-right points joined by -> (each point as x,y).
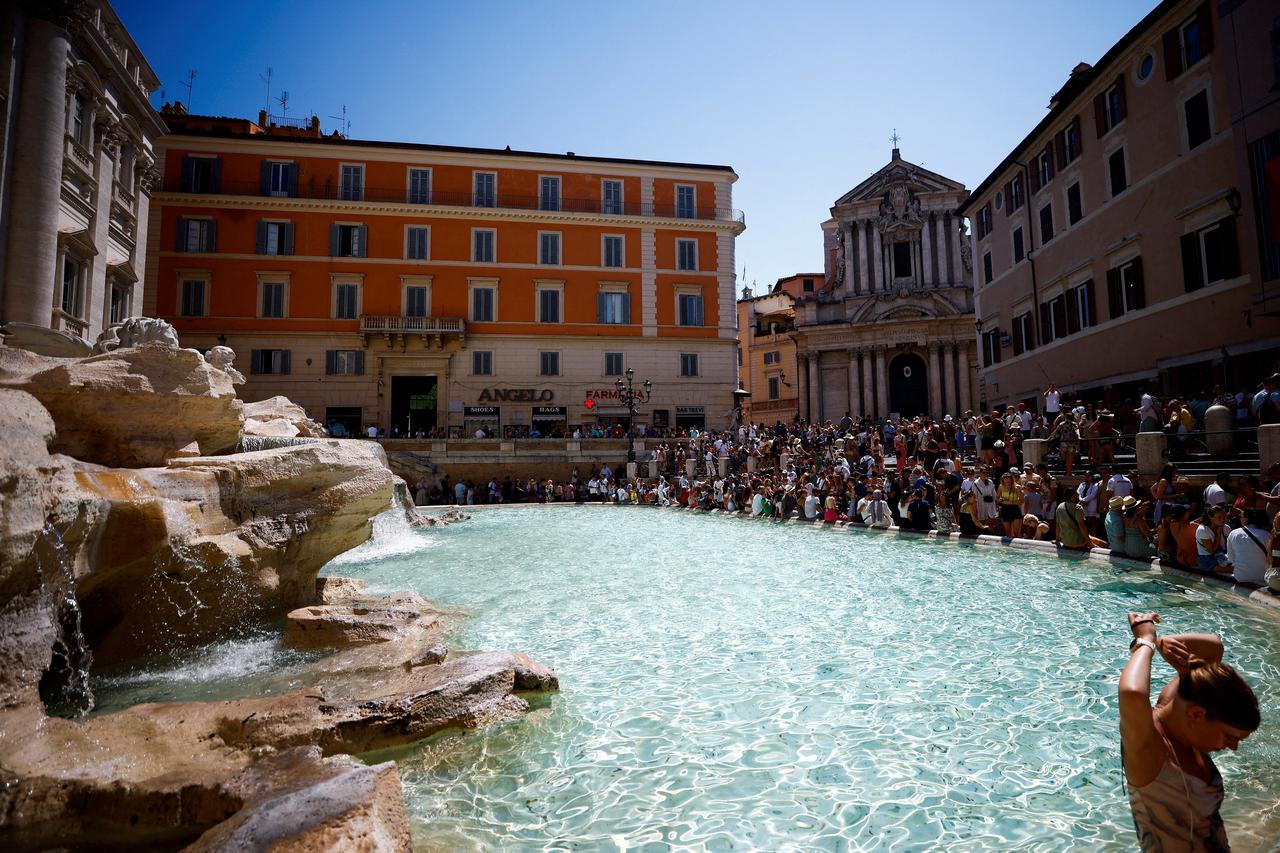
315,576 -> 370,604
243,395 -> 327,439
285,592 -> 440,649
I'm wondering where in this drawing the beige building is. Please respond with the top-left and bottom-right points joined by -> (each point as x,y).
736,274 -> 810,424
0,0 -> 163,353
792,149 -> 977,421
960,0 -> 1279,410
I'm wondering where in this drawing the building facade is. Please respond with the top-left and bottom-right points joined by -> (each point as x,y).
736,274 -> 815,424
792,149 -> 977,422
145,110 -> 744,436
0,0 -> 163,352
961,0 -> 1279,410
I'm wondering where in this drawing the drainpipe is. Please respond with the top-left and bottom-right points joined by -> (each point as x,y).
1014,161 -> 1043,411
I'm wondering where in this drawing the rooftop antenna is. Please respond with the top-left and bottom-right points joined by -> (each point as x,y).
276,90 -> 290,119
259,67 -> 272,115
182,69 -> 196,112
328,104 -> 351,137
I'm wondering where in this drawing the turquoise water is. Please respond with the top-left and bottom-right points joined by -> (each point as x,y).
337,506 -> 1280,851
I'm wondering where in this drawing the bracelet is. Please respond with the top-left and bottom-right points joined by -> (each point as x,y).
1129,637 -> 1158,654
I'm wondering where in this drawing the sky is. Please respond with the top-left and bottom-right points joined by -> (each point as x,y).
117,0 -> 1156,291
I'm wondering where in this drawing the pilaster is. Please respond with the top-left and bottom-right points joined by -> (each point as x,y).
921,216 -> 933,287
641,229 -> 656,336
855,223 -> 868,295
797,354 -> 809,421
928,344 -> 942,419
846,349 -> 861,418
716,232 -> 736,340
874,348 -> 888,418
808,354 -> 820,423
943,344 -> 957,416
871,226 -> 882,293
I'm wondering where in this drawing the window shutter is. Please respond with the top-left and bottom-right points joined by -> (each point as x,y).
175,217 -> 187,251
1003,182 -> 1012,215
325,350 -> 337,375
207,219 -> 217,252
696,297 -> 704,326
251,349 -> 263,374
256,221 -> 267,254
358,226 -> 368,258
281,351 -> 291,375
1163,28 -> 1182,79
1197,2 -> 1213,55
623,293 -> 631,324
1107,268 -> 1123,318
1039,303 -> 1053,344
1066,290 -> 1080,334
283,222 -> 295,256
1084,279 -> 1097,326
181,156 -> 195,192
1093,93 -> 1107,138
1072,116 -> 1083,156
329,224 -> 339,257
1114,76 -> 1127,123
287,164 -> 299,197
209,158 -> 222,193
1030,162 -> 1041,194
1181,232 -> 1203,292
355,351 -> 365,376
1045,144 -> 1056,181
1055,133 -> 1066,170
1130,258 -> 1145,310
259,160 -> 270,195
597,292 -> 606,324
1219,216 -> 1238,279
1012,317 -> 1023,354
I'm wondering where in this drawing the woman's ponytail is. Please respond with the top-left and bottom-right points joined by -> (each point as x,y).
1177,659 -> 1261,732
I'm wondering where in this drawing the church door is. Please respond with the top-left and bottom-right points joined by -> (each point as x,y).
888,352 -> 928,417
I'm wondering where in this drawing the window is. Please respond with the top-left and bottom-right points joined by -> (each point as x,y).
538,232 -> 560,265
1039,203 -> 1054,244
178,218 -> 215,252
1138,53 -> 1155,80
538,287 -> 561,323
406,226 -> 429,260
265,161 -> 293,197
405,285 -> 428,317
678,292 -> 704,326
1067,183 -> 1083,225
1179,15 -> 1204,70
473,171 -> 496,207
597,290 -> 629,324
472,228 -> 495,263
539,351 -> 560,376
764,351 -> 781,365
1070,280 -> 1097,332
334,283 -> 360,319
60,256 -> 84,316
260,281 -> 285,318
680,353 -> 699,377
109,281 -> 130,324
1037,150 -> 1054,188
1012,311 -> 1033,355
1181,216 -> 1238,292
182,156 -> 219,193
326,350 -> 364,376
768,376 -> 780,400
1106,83 -> 1125,130
602,179 -> 623,214
1107,258 -> 1145,318
1184,90 -> 1211,150
604,352 -> 624,376
71,93 -> 87,144
339,164 -> 363,201
803,277 -> 815,292
539,176 -> 561,211
180,278 -> 206,317
257,220 -> 293,255
677,239 -> 698,271
675,184 -> 696,219
977,203 -> 993,238
332,224 -> 366,258
1061,118 -> 1081,165
982,251 -> 993,284
603,235 -> 624,268
408,168 -> 431,204
981,329 -> 1002,366
1013,228 -> 1025,263
1009,176 -> 1025,212
893,242 -> 912,277
472,351 -> 493,376
250,349 -> 291,375
1108,148 -> 1128,197
1040,295 -> 1069,345
471,285 -> 494,321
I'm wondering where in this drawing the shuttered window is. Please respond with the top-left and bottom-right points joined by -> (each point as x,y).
1039,203 -> 1055,244
471,287 -> 494,322
181,156 -> 220,193
334,283 -> 360,319
472,351 -> 493,375
331,224 -> 367,257
538,233 -> 560,265
1013,228 -> 1025,263
539,352 -> 560,376
339,165 -> 363,201
261,161 -> 296,197
1184,90 -> 1211,150
325,350 -> 364,376
604,352 -> 624,376
405,286 -> 428,318
1165,4 -> 1213,79
603,235 -> 624,268
406,226 -> 429,260
180,279 -> 206,317
472,229 -> 495,262
1181,216 -> 1238,292
260,282 -> 285,318
250,349 -> 291,375
1093,77 -> 1126,137
678,293 -> 704,326
597,291 -> 630,324
675,185 -> 696,218
1107,258 -> 1145,319
538,288 -> 561,323
539,176 -> 561,211
679,353 -> 699,377
256,221 -> 294,255
408,169 -> 431,204
677,239 -> 698,271
602,180 -> 623,214
473,172 -> 496,207
1067,183 -> 1083,225
177,218 -> 216,252
1108,148 -> 1128,197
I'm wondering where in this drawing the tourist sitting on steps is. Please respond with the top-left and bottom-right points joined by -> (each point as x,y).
1120,612 -> 1260,851
1055,489 -> 1106,551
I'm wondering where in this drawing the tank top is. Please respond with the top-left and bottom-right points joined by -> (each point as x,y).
1128,752 -> 1228,852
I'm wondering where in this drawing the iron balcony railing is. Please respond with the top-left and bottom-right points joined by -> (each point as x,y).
162,177 -> 745,224
360,315 -> 465,334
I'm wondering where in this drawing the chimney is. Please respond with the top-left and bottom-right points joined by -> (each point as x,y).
258,109 -> 268,126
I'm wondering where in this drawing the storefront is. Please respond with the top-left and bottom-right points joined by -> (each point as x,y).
675,405 -> 706,431
324,406 -> 363,438
462,405 -> 500,438
531,405 -> 567,437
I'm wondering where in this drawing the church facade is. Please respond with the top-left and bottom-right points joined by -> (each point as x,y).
792,148 -> 978,422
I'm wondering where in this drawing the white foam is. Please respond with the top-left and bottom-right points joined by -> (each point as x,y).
96,634 -> 293,688
328,505 -> 431,565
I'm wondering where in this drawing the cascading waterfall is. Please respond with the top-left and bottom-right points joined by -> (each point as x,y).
235,435 -> 321,453
327,500 -> 427,565
35,523 -> 94,719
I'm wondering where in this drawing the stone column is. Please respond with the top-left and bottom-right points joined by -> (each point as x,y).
964,343 -> 978,412
921,218 -> 933,287
935,215 -> 948,286
874,348 -> 889,418
1022,439 -> 1048,467
648,460 -> 658,479
856,223 -> 869,295
844,223 -> 857,293
808,354 -> 821,423
846,349 -> 861,418
947,214 -> 960,285
861,350 -> 875,417
718,456 -> 728,478
928,345 -> 942,419
3,17 -> 72,329
1136,432 -> 1166,478
797,355 -> 809,421
870,227 -> 883,293
943,345 -> 957,416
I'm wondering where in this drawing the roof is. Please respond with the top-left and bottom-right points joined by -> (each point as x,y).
958,0 -> 1182,215
834,149 -> 965,207
162,119 -> 737,174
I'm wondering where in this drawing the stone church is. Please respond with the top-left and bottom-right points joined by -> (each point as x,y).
792,147 -> 978,421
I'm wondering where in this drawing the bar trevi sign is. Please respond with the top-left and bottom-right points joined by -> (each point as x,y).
477,388 -> 554,402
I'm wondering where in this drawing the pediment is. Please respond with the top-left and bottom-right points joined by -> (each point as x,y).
847,288 -> 970,324
834,153 -> 965,206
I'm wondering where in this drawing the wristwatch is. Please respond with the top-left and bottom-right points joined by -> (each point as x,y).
1129,637 -> 1158,654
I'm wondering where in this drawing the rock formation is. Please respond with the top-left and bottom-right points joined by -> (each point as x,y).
0,325 -> 556,849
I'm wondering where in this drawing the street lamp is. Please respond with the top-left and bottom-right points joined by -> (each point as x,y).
614,366 -> 651,463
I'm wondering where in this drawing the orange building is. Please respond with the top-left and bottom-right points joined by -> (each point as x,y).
735,273 -> 818,424
145,107 -> 744,436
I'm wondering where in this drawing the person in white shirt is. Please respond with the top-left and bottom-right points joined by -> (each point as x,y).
1043,384 -> 1061,417
803,492 -> 821,520
367,424 -> 379,439
862,490 -> 892,528
1227,509 -> 1270,585
1203,472 -> 1232,508
656,479 -> 669,506
1137,392 -> 1161,432
1077,475 -> 1101,530
1107,471 -> 1134,499
971,472 -> 998,523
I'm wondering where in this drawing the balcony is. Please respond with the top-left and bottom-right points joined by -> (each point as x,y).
360,315 -> 465,349
162,177 -> 746,225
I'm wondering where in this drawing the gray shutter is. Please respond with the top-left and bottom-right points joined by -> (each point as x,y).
175,217 -> 187,251
696,296 -> 704,326
597,292 -> 606,323
283,222 -> 295,256
1130,258 -> 1145,309
355,351 -> 365,375
209,158 -> 222,193
259,160 -> 271,195
207,219 -> 217,252
256,221 -> 267,254
288,164 -> 299,197
281,350 -> 291,375
358,226 -> 368,258
623,293 -> 631,324
325,350 -> 336,374
181,156 -> 195,192
250,349 -> 263,374
329,224 -> 339,257
1181,232 -> 1203,292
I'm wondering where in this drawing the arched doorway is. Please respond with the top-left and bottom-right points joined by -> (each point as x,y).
888,352 -> 928,417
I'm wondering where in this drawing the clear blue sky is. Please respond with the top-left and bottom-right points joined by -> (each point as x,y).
117,0 -> 1154,290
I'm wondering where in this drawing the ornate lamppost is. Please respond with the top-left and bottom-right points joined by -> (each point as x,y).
615,367 -> 651,463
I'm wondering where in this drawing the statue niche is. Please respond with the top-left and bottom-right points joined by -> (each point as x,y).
877,184 -> 923,234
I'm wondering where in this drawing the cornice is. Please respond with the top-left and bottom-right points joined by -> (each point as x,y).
151,192 -> 745,233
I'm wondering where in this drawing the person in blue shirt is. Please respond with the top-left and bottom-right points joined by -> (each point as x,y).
906,489 -> 933,532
